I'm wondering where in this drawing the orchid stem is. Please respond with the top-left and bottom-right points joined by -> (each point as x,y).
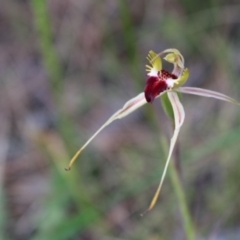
173,135 -> 182,178
161,137 -> 195,240
169,159 -> 195,240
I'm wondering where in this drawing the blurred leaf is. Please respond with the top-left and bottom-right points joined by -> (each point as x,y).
161,92 -> 183,121
31,0 -> 63,101
161,92 -> 174,120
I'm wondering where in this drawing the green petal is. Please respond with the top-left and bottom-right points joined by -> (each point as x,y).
172,68 -> 190,88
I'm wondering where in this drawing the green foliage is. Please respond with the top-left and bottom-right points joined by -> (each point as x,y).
2,0 -> 240,239
31,0 -> 63,100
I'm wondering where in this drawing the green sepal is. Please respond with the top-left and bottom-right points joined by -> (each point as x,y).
147,50 -> 162,71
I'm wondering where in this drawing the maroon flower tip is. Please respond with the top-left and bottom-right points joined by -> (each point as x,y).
144,76 -> 168,103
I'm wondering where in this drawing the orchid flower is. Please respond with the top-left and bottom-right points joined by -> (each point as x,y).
66,48 -> 240,212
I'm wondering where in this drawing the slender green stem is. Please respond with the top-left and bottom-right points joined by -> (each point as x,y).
161,137 -> 195,240
169,161 -> 195,240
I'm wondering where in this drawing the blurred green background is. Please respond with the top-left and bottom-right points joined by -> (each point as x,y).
1,0 -> 240,239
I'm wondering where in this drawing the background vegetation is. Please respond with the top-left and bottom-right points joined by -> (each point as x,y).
1,0 -> 240,239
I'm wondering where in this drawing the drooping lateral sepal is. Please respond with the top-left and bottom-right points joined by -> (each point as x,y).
144,91 -> 185,213
66,93 -> 147,170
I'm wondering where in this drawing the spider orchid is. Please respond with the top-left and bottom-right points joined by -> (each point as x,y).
66,49 -> 240,212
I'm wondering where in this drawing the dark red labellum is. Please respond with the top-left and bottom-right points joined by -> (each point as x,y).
144,70 -> 177,103
144,76 -> 168,103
